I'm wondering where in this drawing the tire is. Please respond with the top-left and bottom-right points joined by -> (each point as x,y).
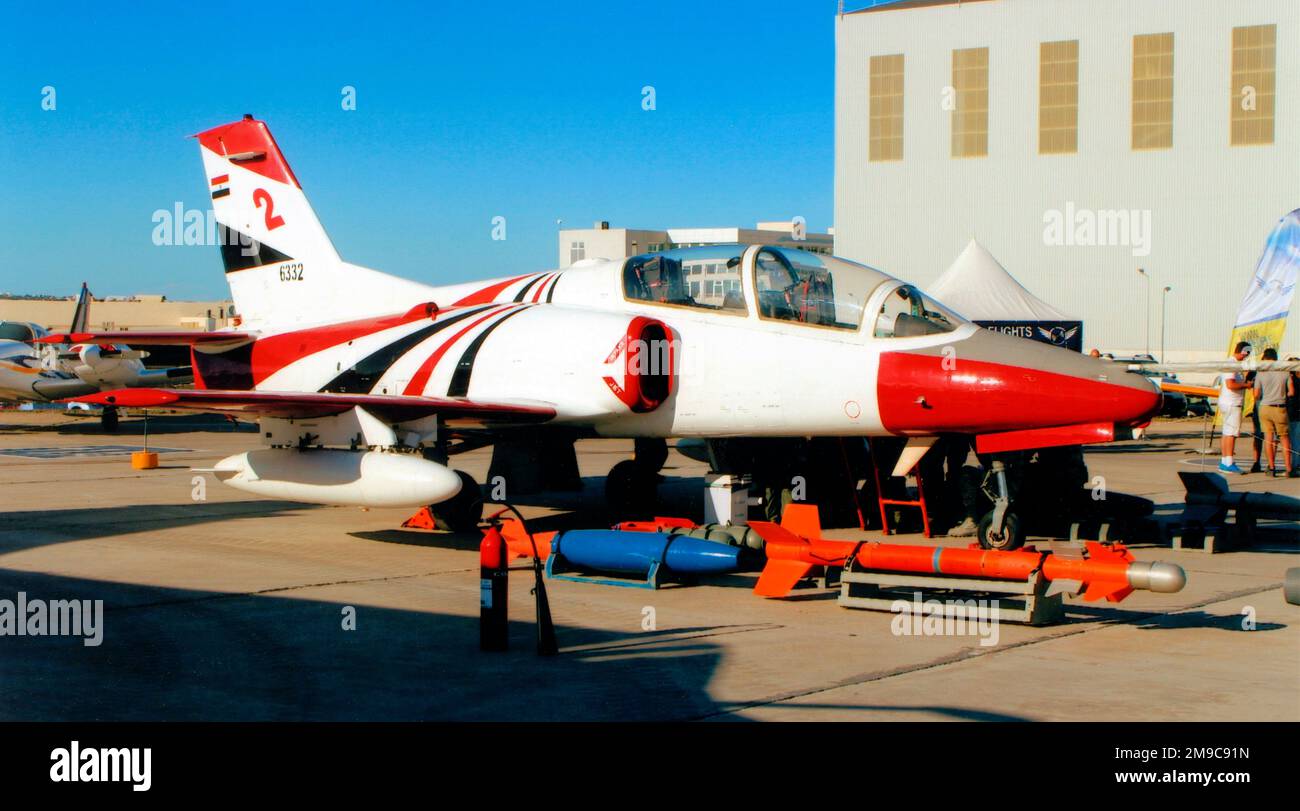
978,511 -> 1022,551
634,437 -> 669,473
101,406 -> 119,433
605,459 -> 658,519
430,470 -> 484,533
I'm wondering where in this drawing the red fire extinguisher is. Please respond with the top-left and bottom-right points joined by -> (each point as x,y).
480,522 -> 509,651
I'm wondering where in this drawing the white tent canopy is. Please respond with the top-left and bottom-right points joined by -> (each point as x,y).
928,239 -> 1071,321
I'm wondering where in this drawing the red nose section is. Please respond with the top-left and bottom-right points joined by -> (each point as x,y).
877,351 -> 1161,435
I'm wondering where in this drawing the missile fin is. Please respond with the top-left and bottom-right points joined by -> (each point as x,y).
1083,579 -> 1132,602
779,503 -> 822,540
754,560 -> 816,598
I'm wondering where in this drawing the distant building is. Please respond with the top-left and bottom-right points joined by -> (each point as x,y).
835,0 -> 1298,359
558,221 -> 834,269
0,296 -> 235,332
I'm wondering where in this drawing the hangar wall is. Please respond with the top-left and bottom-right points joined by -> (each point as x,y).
835,0 -> 1299,360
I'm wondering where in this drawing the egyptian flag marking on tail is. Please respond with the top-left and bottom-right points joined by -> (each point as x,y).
210,174 -> 231,200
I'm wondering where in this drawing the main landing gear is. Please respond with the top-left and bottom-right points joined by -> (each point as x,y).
427,469 -> 484,533
605,438 -> 667,518
977,459 -> 1022,551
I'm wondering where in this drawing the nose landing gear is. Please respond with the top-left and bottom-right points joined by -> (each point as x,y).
978,459 -> 1022,550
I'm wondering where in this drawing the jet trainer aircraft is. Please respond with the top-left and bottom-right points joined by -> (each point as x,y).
57,116 -> 1162,547
2,284 -> 192,429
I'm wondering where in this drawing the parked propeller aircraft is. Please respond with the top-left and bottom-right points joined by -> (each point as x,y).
55,116 -> 1163,546
2,284 -> 192,429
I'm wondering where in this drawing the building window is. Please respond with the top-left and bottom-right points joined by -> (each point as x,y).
869,54 -> 904,162
1132,33 -> 1174,150
1231,24 -> 1276,146
951,47 -> 989,158
1039,40 -> 1079,154
569,241 -> 585,263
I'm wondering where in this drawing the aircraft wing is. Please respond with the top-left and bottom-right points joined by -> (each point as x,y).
1132,360 -> 1300,374
1158,380 -> 1219,398
66,388 -> 556,426
36,331 -> 256,346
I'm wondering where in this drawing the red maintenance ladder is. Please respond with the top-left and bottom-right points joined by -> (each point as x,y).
868,439 -> 932,538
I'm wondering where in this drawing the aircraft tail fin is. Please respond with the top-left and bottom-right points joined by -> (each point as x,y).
195,116 -> 429,331
69,283 -> 90,334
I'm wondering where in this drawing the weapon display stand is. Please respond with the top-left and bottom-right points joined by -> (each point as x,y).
838,551 -> 1065,626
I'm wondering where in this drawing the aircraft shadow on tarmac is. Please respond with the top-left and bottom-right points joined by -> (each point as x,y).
1065,604 -> 1285,632
0,414 -> 257,435
0,568 -> 716,721
0,501 -> 321,552
0,568 -> 1042,722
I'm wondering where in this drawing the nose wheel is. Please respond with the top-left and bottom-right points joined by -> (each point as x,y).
977,459 -> 1023,550
977,510 -> 1021,551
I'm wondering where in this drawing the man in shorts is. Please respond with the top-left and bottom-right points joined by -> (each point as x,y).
1217,341 -> 1252,474
1254,348 -> 1297,477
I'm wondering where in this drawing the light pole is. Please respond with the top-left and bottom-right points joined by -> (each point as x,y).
1160,286 -> 1172,364
1137,268 -> 1151,357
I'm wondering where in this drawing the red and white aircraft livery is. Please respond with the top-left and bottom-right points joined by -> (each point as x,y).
56,116 -> 1161,541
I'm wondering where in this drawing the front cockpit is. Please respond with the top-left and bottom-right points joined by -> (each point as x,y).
620,244 -> 965,339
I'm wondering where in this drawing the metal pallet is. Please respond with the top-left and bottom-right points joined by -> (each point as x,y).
838,558 -> 1064,626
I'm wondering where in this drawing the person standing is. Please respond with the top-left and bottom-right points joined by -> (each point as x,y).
1217,341 -> 1252,474
1288,358 -> 1300,475
1254,348 -> 1296,477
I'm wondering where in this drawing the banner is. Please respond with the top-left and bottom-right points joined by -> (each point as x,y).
1227,209 -> 1300,358
976,321 -> 1083,352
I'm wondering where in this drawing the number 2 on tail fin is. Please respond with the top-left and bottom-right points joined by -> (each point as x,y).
253,188 -> 286,231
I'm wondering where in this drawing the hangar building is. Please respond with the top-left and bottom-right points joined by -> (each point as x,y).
835,0 -> 1299,359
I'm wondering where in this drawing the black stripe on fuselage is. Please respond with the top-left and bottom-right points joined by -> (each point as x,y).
445,306 -> 530,397
512,274 -> 545,302
319,305 -> 496,394
545,272 -> 562,303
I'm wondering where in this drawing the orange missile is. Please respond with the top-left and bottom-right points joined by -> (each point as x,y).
749,504 -> 1185,602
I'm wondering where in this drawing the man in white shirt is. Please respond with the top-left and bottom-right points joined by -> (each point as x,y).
1218,341 -> 1252,474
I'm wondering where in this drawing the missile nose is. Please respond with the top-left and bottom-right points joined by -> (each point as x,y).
1126,561 -> 1187,593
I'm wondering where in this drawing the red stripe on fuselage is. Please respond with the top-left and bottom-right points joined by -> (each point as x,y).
402,305 -> 517,395
453,274 -> 535,306
249,309 -> 441,386
532,273 -> 556,303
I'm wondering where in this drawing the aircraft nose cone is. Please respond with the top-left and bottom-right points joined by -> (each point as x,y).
876,329 -> 1163,434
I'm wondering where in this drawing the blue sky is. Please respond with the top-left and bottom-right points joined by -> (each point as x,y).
0,0 -> 852,300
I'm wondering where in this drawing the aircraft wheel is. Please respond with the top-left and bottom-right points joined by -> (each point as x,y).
633,437 -> 669,473
605,459 -> 658,519
430,470 -> 484,533
978,511 -> 1022,551
101,406 -> 119,433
